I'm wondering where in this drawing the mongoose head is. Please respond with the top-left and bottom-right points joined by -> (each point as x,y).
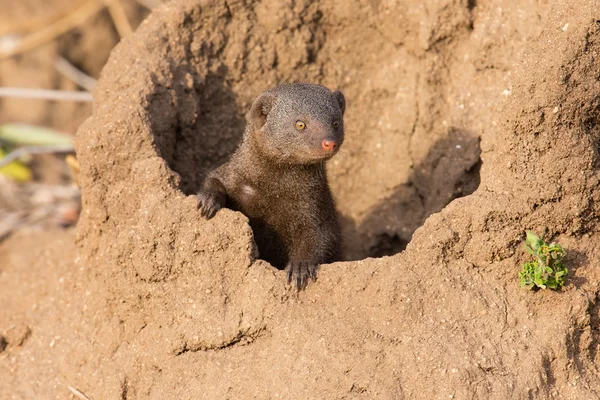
248,83 -> 346,164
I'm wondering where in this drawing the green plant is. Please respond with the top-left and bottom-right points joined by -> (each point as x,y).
0,146 -> 32,181
0,123 -> 73,182
519,231 -> 568,290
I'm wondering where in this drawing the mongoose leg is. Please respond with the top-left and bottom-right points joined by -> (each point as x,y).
285,261 -> 319,291
197,177 -> 227,219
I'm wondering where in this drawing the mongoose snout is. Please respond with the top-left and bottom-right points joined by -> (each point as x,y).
321,139 -> 337,152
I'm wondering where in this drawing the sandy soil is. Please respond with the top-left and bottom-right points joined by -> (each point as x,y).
1,0 -> 600,398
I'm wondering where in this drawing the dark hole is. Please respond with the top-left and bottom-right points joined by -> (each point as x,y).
147,61 -> 482,263
149,62 -> 245,195
369,234 -> 409,258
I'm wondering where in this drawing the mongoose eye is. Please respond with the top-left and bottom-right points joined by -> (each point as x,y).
333,120 -> 340,128
295,120 -> 306,130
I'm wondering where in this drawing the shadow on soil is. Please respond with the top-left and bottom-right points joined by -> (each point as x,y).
341,128 -> 482,261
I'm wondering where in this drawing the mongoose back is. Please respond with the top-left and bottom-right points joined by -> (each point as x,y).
197,83 -> 345,290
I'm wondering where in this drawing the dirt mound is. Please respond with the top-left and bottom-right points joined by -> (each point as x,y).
2,0 -> 600,398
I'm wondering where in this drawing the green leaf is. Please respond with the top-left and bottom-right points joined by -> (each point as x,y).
525,231 -> 543,251
519,231 -> 568,290
0,124 -> 72,146
523,243 -> 538,257
0,147 -> 32,182
535,282 -> 547,289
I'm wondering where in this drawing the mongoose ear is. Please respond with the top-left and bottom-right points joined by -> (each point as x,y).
250,93 -> 277,129
333,90 -> 346,115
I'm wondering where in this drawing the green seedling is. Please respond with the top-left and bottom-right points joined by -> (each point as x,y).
0,124 -> 73,182
519,231 -> 567,290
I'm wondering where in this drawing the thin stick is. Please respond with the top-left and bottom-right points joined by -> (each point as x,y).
67,386 -> 91,400
103,0 -> 133,38
0,88 -> 92,102
0,0 -> 91,36
134,0 -> 160,10
0,0 -> 105,60
65,154 -> 80,186
0,144 -> 75,169
54,56 -> 96,91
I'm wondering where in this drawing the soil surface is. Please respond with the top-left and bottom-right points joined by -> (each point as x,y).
2,0 -> 600,398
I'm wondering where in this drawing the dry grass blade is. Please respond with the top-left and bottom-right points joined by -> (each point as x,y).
67,386 -> 91,400
65,154 -> 80,186
0,88 -> 92,102
0,0 -> 91,36
134,0 -> 160,10
103,0 -> 133,37
0,0 -> 105,60
54,56 -> 96,91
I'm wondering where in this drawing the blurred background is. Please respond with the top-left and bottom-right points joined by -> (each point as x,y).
0,0 -> 158,241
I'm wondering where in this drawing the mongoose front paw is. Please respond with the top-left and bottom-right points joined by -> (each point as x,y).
196,189 -> 225,219
285,261 -> 319,290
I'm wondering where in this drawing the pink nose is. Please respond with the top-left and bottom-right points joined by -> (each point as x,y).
322,139 -> 337,152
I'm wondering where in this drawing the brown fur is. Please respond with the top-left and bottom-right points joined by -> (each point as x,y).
197,83 -> 345,289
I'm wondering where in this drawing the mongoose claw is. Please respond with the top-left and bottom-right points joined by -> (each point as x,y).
196,189 -> 224,219
285,261 -> 319,291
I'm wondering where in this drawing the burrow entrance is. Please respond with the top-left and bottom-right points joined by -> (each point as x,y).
146,0 -> 482,262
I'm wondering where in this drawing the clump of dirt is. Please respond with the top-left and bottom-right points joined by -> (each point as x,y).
1,0 -> 600,398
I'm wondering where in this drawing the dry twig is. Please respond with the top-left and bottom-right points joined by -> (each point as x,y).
67,386 -> 91,400
0,88 -> 92,102
0,0 -> 106,60
0,0 -> 91,36
134,0 -> 160,10
103,0 -> 133,37
54,56 -> 96,91
65,155 -> 81,186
